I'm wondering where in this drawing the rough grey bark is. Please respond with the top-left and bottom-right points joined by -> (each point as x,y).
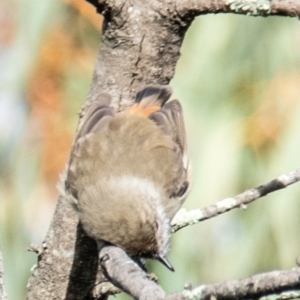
25,0 -> 300,299
85,1 -> 190,110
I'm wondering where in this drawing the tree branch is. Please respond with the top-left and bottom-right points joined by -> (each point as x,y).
99,246 -> 165,300
0,249 -> 7,300
167,267 -> 300,300
171,168 -> 300,232
175,0 -> 300,19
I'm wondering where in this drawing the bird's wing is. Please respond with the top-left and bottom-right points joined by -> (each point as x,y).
76,93 -> 115,140
65,93 -> 115,202
150,99 -> 188,171
149,99 -> 191,219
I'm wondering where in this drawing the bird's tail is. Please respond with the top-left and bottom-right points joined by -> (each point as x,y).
127,85 -> 172,117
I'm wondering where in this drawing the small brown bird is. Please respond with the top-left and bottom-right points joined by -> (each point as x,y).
64,85 -> 190,271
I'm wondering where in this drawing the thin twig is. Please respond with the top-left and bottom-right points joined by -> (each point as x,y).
172,168 -> 300,232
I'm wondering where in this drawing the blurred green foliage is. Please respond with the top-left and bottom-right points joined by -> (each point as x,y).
0,0 -> 300,299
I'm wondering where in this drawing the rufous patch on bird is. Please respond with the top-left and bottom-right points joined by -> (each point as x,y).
126,103 -> 161,117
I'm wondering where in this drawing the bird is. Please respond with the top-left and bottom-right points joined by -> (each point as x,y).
63,85 -> 190,271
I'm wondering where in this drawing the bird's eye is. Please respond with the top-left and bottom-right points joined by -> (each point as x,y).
155,221 -> 160,231
177,181 -> 189,197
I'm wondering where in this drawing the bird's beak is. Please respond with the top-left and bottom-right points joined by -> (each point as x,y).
158,255 -> 175,272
